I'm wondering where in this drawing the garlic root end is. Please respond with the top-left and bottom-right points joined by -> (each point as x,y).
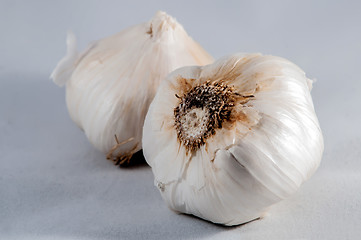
106,135 -> 137,166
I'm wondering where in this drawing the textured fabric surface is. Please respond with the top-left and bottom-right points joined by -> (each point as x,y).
1,1 -> 360,239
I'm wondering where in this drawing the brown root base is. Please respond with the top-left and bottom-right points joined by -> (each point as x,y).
106,135 -> 140,166
107,143 -> 139,166
106,135 -> 134,159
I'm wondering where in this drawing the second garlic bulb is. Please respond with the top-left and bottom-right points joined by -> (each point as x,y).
51,11 -> 213,164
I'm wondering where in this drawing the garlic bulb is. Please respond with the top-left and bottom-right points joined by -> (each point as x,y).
142,53 -> 324,225
51,11 -> 213,164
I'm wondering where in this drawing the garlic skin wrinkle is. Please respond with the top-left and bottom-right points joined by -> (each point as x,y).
50,11 -> 213,164
142,53 -> 324,225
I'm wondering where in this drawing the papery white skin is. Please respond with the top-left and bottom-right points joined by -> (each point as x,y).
142,53 -> 324,225
51,11 -> 213,162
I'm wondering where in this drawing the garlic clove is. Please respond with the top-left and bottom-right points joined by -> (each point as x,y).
51,11 -> 214,164
142,53 -> 323,225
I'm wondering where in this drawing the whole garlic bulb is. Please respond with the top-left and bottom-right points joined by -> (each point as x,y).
51,11 -> 213,164
142,53 -> 324,225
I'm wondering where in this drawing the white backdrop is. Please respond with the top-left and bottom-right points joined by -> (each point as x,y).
1,0 -> 361,239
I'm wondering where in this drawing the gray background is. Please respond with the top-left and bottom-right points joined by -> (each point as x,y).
1,0 -> 361,239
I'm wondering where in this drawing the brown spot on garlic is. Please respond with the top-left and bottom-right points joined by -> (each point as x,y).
174,80 -> 253,153
147,24 -> 153,37
175,77 -> 195,96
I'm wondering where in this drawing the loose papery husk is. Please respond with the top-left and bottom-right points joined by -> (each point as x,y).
51,11 -> 214,165
142,53 -> 324,225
